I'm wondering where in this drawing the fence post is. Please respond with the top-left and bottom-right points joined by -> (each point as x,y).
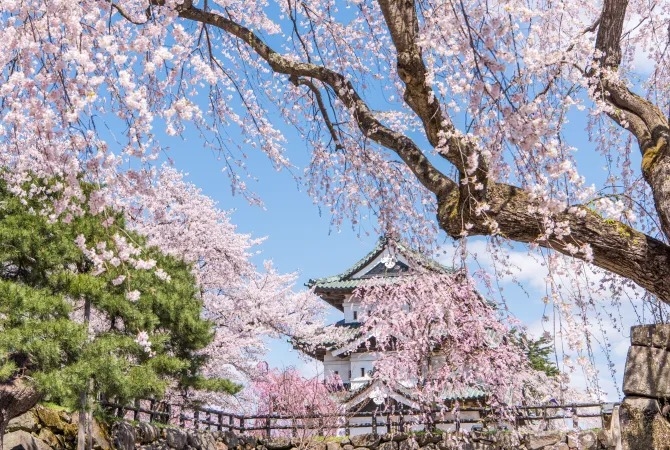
116,398 -> 124,418
266,415 -> 272,438
344,416 -> 350,436
398,412 -> 404,433
166,404 -> 172,425
240,417 -> 245,434
292,417 -> 297,438
134,399 -> 141,422
180,413 -> 185,428
229,414 -> 234,432
218,412 -> 224,432
149,399 -> 156,423
372,412 -> 378,438
194,409 -> 200,430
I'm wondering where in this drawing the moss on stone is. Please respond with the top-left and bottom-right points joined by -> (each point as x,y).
35,405 -> 67,430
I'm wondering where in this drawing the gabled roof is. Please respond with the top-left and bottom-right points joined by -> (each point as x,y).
307,235 -> 452,310
342,379 -> 486,412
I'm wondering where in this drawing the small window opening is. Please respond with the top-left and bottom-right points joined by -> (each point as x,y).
353,311 -> 358,321
361,367 -> 365,377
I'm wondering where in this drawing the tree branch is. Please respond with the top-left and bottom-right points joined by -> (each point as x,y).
176,3 -> 455,198
376,0 -> 484,178
592,0 -> 670,240
437,183 -> 670,303
290,76 -> 343,151
170,1 -> 670,304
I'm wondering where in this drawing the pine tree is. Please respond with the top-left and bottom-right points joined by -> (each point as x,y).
0,180 -> 238,446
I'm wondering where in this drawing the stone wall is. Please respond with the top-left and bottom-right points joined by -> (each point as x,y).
107,423 -> 613,450
4,405 -> 619,450
620,324 -> 670,450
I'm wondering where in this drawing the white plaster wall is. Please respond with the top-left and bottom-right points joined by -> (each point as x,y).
343,301 -> 357,323
350,353 -> 378,379
323,361 -> 351,383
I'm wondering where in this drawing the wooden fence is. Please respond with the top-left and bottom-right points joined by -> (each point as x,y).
101,399 -> 619,437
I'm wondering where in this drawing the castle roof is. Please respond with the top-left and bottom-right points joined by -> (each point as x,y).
341,379 -> 486,412
307,235 -> 452,310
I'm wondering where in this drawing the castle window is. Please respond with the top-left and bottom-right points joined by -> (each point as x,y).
361,367 -> 365,377
353,311 -> 358,321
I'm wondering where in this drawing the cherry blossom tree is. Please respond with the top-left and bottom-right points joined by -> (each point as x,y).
355,272 -> 532,409
125,167 -> 346,403
249,365 -> 342,438
3,0 -> 670,398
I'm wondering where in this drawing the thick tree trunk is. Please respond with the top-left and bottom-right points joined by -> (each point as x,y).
76,296 -> 93,450
0,377 -> 41,447
77,389 -> 87,450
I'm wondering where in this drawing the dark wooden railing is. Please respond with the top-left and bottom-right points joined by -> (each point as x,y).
101,399 -> 619,437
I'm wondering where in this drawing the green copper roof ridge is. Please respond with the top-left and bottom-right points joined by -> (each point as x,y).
307,235 -> 453,288
306,235 -> 388,287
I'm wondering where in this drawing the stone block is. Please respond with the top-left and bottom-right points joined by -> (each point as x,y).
623,345 -> 670,397
35,406 -> 66,430
138,423 -> 161,444
264,440 -> 292,450
350,434 -> 380,448
200,433 -> 218,450
631,324 -> 670,349
7,412 -> 38,433
326,441 -> 341,450
523,431 -> 564,450
221,431 -> 239,448
111,422 -> 137,450
597,428 -> 614,448
188,431 -> 204,450
378,441 -> 398,450
416,433 -> 442,447
380,433 -> 406,443
566,433 -> 578,448
166,428 -> 188,449
494,432 -> 520,448
577,431 -> 596,449
37,427 -> 61,449
619,396 -> 670,450
3,430 -> 51,450
398,437 -> 419,450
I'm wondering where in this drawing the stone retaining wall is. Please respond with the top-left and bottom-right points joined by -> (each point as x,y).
107,423 -> 612,450
620,324 -> 670,450
4,405 -> 619,450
